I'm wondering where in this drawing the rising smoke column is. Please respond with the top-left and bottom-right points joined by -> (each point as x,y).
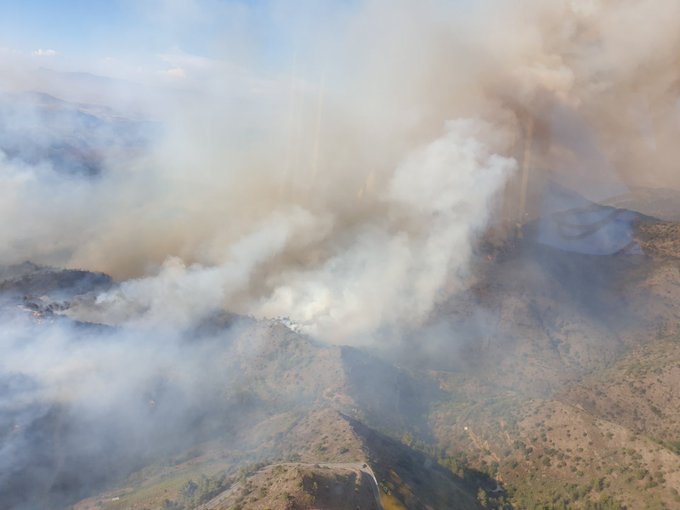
1,0 -> 680,337
254,120 -> 516,342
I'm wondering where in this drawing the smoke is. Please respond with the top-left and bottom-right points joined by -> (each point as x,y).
252,119 -> 514,341
1,1 -> 678,342
0,302 -> 282,509
0,1 -> 677,341
1,0 -> 527,343
1,0 -> 680,506
68,117 -> 513,344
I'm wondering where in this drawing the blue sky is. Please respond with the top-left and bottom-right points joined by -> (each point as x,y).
0,0 -> 476,88
0,0 -> 133,56
0,0 -> 359,76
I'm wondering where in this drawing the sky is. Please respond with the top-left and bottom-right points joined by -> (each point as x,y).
0,0 -> 137,58
0,0 -> 361,83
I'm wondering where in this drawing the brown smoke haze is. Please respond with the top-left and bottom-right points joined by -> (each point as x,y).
1,0 -> 679,343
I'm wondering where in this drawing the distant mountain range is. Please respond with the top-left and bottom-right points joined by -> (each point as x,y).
0,90 -> 154,176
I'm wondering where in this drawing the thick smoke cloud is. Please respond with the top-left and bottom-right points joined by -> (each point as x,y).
2,1 -> 679,342
0,1 -> 679,506
76,118 -> 514,343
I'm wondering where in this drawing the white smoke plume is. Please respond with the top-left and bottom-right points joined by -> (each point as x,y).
0,0 -> 678,344
3,0 -> 680,343
79,118 -> 514,343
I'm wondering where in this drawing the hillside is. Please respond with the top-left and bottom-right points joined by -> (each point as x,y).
560,338 -> 680,451
421,213 -> 680,509
3,201 -> 680,509
0,92 -> 151,177
72,409 -> 491,510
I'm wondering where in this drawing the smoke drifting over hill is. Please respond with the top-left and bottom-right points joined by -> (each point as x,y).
1,0 -> 679,341
1,1 -> 680,507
